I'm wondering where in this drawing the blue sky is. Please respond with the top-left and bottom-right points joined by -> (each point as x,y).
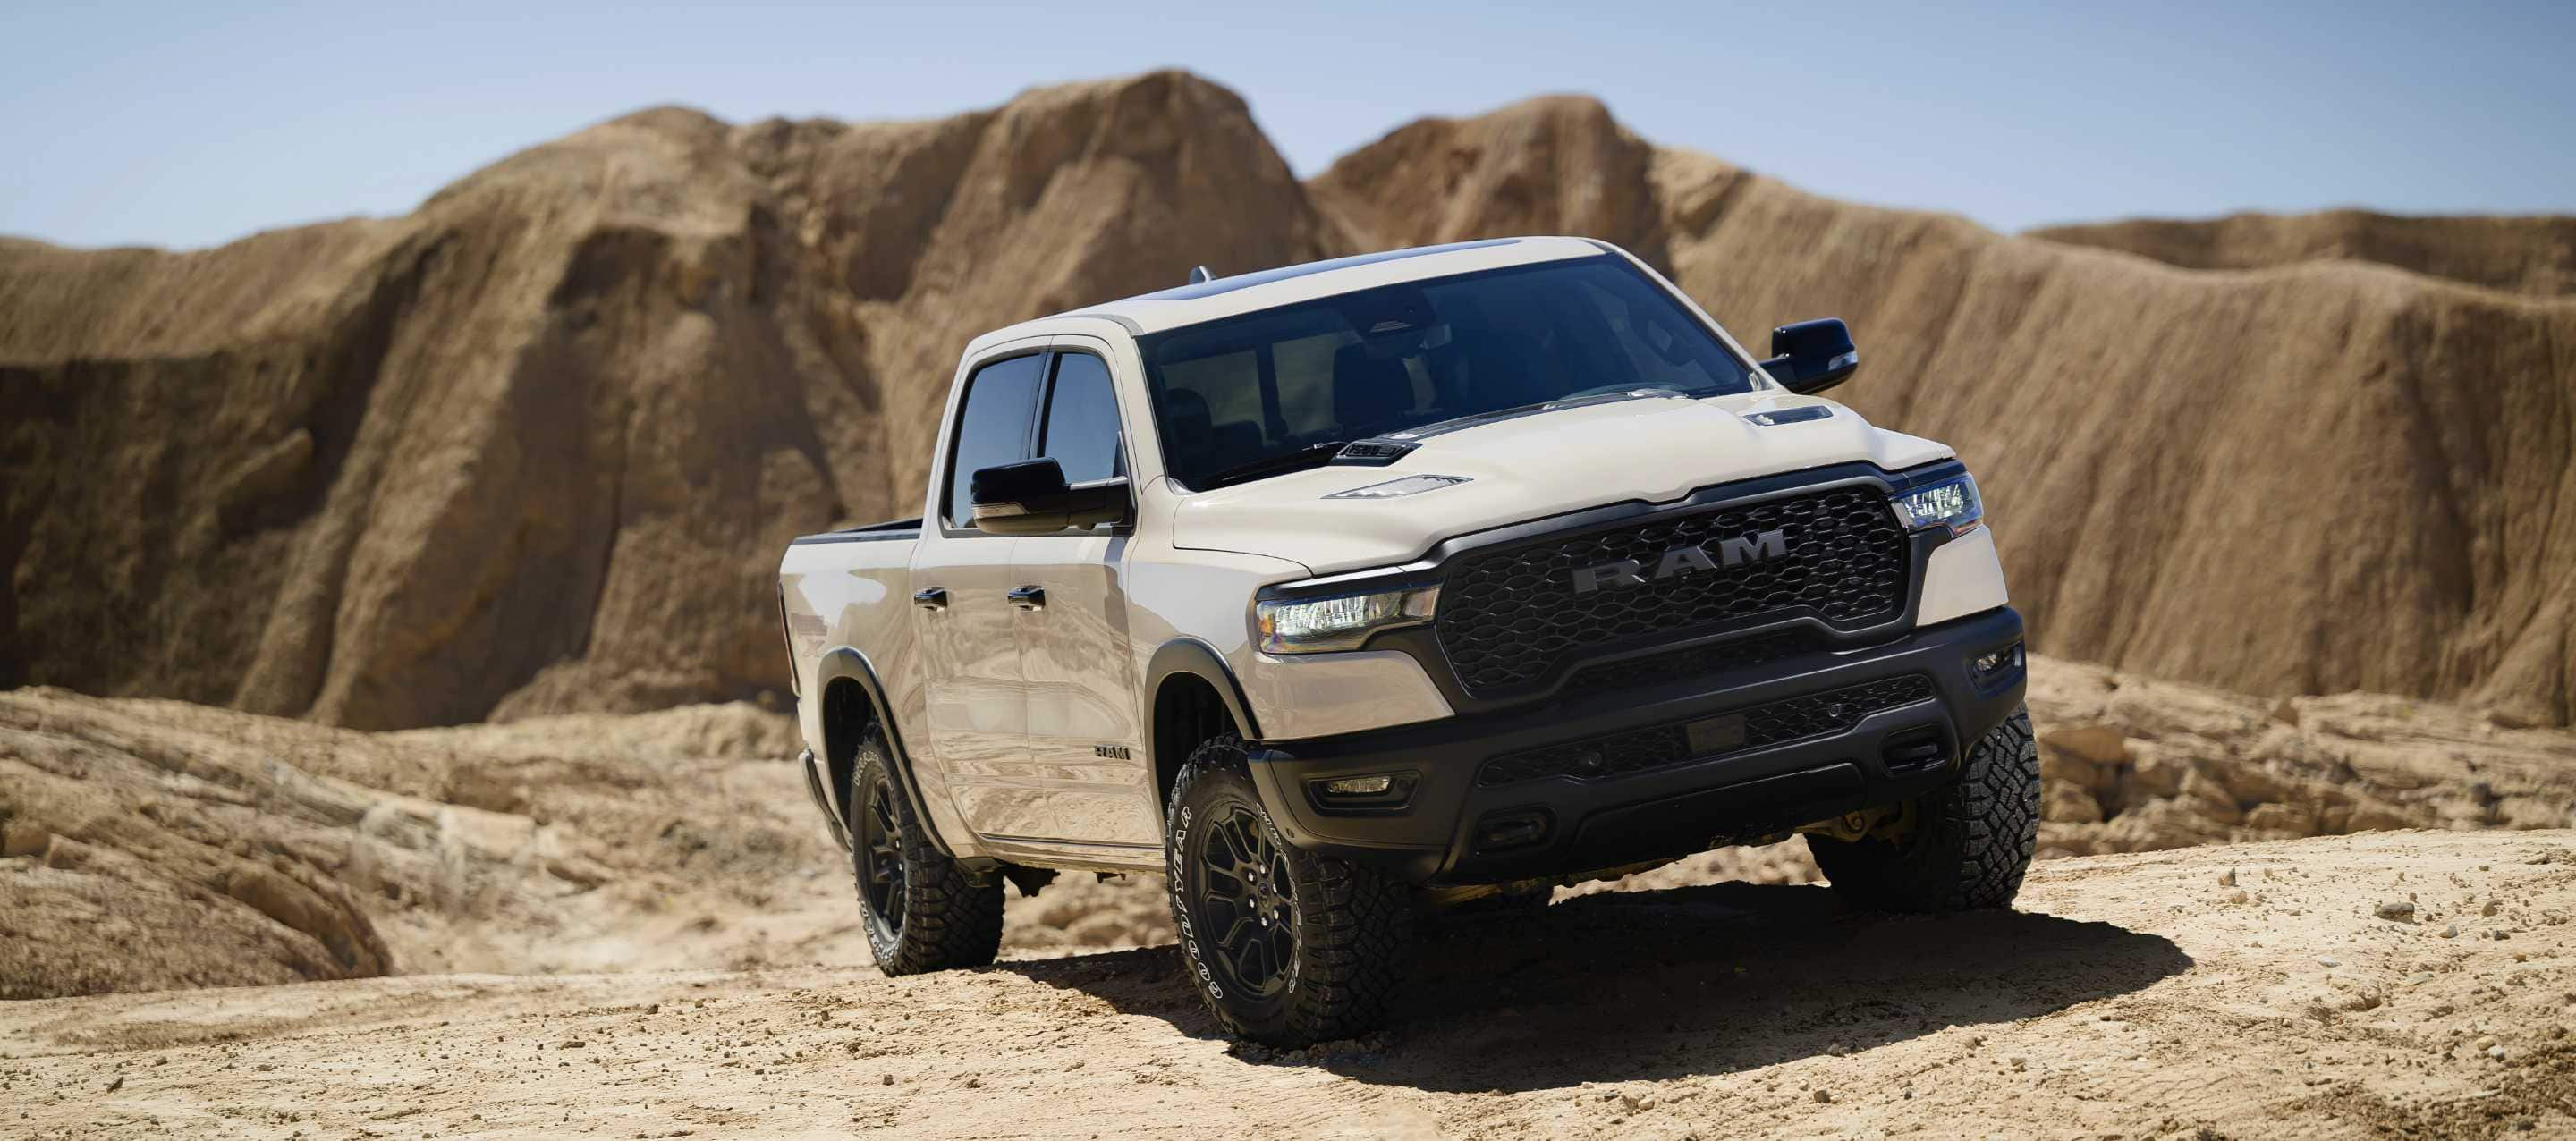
7,1 -> 2572,250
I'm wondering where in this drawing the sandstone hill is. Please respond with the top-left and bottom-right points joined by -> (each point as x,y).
0,72 -> 1335,728
2033,209 -> 2576,296
1309,95 -> 2576,726
5,72 -> 2573,728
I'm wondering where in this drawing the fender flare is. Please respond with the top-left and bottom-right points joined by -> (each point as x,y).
814,646 -> 960,858
1143,637 -> 1266,745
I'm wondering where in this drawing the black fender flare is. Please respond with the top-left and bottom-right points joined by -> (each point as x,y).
814,646 -> 961,859
1143,637 -> 1266,747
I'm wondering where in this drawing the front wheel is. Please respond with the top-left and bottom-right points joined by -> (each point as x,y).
851,728 -> 1002,974
1165,737 -> 1411,1046
1807,707 -> 2041,912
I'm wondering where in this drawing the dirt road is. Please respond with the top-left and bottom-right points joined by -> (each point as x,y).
7,829 -> 2572,1138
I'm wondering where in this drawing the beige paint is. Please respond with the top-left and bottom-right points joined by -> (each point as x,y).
780,241 -> 2012,870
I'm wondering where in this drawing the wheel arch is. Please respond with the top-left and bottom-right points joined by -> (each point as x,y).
815,646 -> 959,858
1144,638 -> 1264,819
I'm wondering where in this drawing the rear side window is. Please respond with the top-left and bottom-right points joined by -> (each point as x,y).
1038,352 -> 1124,486
944,354 -> 1046,528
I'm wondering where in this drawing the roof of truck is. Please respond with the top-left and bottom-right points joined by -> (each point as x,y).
963,236 -> 1614,352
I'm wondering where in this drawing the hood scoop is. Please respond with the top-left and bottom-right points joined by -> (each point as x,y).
1746,406 -> 1835,427
1330,439 -> 1420,467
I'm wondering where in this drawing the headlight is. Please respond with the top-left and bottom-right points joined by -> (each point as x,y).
1892,474 -> 1983,535
1255,586 -> 1438,654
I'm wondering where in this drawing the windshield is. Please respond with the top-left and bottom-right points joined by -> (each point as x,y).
1139,256 -> 1765,490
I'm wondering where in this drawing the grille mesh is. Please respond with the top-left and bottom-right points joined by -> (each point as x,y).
1562,628 -> 1824,697
1435,486 -> 1909,697
1478,674 -> 1936,788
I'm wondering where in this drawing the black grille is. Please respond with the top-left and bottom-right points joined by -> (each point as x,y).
1435,486 -> 1909,697
1562,628 -> 1824,697
1478,674 -> 1936,788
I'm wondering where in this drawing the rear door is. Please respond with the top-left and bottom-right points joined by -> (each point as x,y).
1010,345 -> 1156,848
911,348 -> 1046,837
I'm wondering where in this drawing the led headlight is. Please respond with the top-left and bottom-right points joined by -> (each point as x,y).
1255,586 -> 1438,654
1892,474 -> 1984,535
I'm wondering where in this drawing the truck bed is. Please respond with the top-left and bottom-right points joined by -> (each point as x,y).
779,520 -> 922,757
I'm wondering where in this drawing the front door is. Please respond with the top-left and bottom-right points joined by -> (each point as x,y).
1011,348 -> 1155,848
912,350 -> 1046,839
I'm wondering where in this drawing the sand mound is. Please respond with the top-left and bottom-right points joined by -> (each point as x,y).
6,652 -> 2574,998
0,71 -> 1335,729
1315,97 -> 2576,724
0,689 -> 836,997
2032,209 -> 2576,296
8,72 -> 2572,729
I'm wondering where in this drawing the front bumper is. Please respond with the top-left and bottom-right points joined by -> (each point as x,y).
1243,606 -> 2026,884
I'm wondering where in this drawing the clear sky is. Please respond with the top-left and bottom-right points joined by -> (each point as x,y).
7,0 -> 2573,251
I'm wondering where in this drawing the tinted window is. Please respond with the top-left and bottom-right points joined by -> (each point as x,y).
1038,353 -> 1124,486
1140,257 -> 1761,489
945,354 -> 1045,528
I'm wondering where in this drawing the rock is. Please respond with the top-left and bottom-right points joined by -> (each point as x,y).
1,824 -> 47,858
2377,900 -> 2418,922
2220,868 -> 2238,888
1811,1089 -> 1832,1103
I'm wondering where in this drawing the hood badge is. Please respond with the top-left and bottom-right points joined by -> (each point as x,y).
1571,529 -> 1789,593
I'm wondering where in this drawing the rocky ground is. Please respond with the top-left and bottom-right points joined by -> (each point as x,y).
6,655 -> 2576,1135
7,830 -> 2576,1138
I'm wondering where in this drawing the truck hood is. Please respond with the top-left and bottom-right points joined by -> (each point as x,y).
1169,391 -> 1953,577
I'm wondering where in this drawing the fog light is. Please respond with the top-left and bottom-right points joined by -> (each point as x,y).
1309,771 -> 1417,812
1971,644 -> 2023,680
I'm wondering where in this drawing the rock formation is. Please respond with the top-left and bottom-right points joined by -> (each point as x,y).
5,72 -> 2572,727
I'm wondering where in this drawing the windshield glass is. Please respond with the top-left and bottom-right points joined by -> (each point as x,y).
1139,256 -> 1765,489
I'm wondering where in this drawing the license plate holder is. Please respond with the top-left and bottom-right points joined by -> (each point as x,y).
1684,712 -> 1749,756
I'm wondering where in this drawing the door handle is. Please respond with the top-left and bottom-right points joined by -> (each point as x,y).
912,587 -> 948,611
1005,585 -> 1046,611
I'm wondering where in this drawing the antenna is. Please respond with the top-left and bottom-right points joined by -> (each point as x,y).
1186,265 -> 1215,285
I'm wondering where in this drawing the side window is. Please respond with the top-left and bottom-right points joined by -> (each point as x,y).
1038,352 -> 1124,486
944,353 -> 1046,529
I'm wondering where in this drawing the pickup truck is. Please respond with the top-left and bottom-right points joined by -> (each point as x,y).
777,236 -> 2036,1046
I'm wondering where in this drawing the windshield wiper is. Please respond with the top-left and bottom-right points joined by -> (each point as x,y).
1193,440 -> 1352,491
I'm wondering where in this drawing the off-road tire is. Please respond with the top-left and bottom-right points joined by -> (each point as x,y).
850,727 -> 1002,974
1165,736 -> 1411,1046
1807,707 -> 2040,912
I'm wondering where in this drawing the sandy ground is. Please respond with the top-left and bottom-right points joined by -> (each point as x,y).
7,829 -> 2573,1139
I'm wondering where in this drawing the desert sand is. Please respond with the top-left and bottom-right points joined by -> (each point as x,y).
6,830 -> 2574,1138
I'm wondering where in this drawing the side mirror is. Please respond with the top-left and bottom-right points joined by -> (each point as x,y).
970,459 -> 1131,535
1758,317 -> 1860,395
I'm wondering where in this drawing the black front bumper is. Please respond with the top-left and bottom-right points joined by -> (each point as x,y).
1244,606 -> 2026,885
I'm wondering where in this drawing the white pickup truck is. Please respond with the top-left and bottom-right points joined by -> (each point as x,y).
777,237 -> 2036,1045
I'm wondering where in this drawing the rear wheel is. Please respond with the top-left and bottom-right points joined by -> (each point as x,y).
1808,708 -> 2040,912
851,727 -> 1002,974
1165,737 -> 1411,1046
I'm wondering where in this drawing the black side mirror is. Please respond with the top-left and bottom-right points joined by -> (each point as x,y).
970,459 -> 1131,535
1758,317 -> 1860,395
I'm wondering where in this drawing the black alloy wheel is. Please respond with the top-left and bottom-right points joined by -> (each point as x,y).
856,767 -> 908,937
1189,802 -> 1300,999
